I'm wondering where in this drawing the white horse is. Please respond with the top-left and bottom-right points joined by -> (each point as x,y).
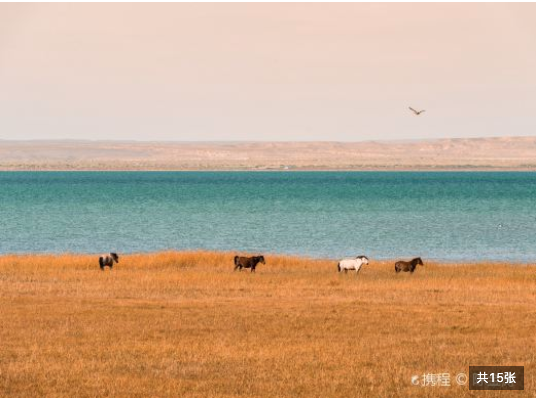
337,255 -> 369,274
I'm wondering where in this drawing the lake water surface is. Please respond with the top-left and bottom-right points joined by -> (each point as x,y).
1,172 -> 535,262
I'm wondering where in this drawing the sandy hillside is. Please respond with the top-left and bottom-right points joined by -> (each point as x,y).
1,137 -> 536,170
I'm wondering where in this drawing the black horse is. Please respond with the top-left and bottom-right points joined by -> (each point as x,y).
234,255 -> 265,272
395,257 -> 423,273
99,252 -> 119,271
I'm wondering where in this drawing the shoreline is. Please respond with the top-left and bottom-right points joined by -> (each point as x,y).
2,167 -> 536,172
1,251 -> 533,267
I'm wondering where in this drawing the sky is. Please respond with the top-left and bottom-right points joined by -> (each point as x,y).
1,3 -> 535,142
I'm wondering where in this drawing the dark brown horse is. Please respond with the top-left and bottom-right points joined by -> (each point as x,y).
99,252 -> 119,271
395,257 -> 423,273
234,255 -> 265,272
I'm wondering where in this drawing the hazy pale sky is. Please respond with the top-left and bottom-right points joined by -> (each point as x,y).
1,3 -> 535,141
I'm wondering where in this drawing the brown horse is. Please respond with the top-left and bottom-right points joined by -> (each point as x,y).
234,255 -> 265,272
395,257 -> 423,273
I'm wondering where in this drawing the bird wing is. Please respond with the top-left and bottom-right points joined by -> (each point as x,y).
409,107 -> 418,114
419,110 -> 426,113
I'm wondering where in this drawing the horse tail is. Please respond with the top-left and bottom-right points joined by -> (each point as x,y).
234,256 -> 239,266
99,257 -> 104,270
337,262 -> 341,272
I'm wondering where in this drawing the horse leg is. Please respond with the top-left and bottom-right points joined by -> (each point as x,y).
344,269 -> 348,274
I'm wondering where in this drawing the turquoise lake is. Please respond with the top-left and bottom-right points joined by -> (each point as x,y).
1,172 -> 535,261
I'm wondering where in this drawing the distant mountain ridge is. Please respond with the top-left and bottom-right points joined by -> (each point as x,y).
1,137 -> 536,170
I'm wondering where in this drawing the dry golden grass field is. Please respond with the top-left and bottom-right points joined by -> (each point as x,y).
1,252 -> 535,397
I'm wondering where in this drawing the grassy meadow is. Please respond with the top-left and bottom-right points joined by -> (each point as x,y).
1,252 -> 535,397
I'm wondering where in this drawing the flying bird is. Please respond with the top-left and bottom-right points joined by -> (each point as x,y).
409,107 -> 426,116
